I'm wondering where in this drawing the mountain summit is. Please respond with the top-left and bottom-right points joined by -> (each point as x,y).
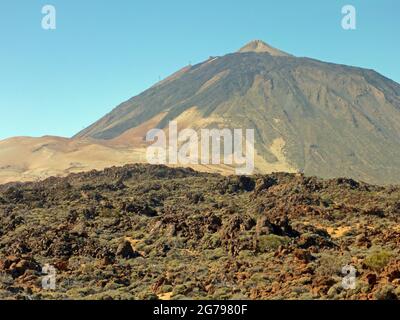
238,40 -> 292,56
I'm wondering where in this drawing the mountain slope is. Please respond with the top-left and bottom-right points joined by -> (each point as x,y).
75,40 -> 400,184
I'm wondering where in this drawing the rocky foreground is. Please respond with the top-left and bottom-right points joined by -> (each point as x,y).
0,164 -> 399,300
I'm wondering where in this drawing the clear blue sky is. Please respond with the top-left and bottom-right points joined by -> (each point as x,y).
0,0 -> 399,139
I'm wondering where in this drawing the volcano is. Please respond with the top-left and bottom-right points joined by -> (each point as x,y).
2,40 -> 400,184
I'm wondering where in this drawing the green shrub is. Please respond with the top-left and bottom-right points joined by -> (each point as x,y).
374,285 -> 397,300
205,247 -> 225,260
213,287 -> 232,300
364,249 -> 393,271
136,290 -> 159,300
315,252 -> 351,277
159,285 -> 173,293
257,235 -> 289,252
172,284 -> 187,295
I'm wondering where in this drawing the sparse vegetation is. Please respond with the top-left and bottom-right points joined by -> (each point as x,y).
0,164 -> 399,300
364,248 -> 394,271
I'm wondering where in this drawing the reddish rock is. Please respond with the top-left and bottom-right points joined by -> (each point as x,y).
384,261 -> 400,282
366,273 -> 378,286
294,249 -> 313,263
